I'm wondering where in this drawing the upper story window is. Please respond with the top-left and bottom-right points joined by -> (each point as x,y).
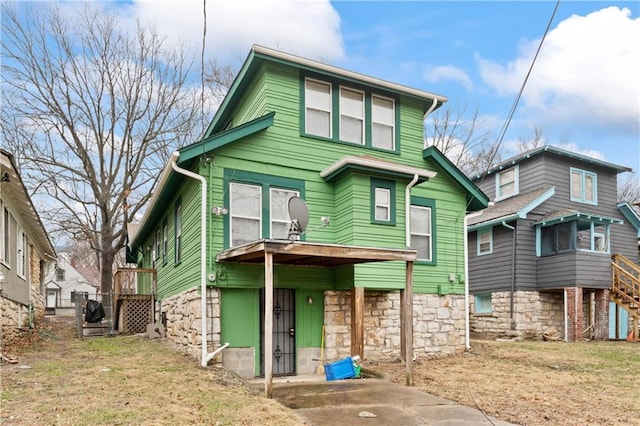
477,228 -> 493,255
340,87 -> 364,144
227,171 -> 304,248
303,76 -> 398,152
410,197 -> 436,263
305,79 -> 332,138
155,228 -> 161,262
495,165 -> 518,200
371,178 -> 395,225
570,168 -> 597,205
56,267 -> 65,281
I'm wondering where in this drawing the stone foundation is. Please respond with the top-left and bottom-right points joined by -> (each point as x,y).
469,291 -> 565,340
0,247 -> 46,348
159,287 -> 221,361
324,290 -> 467,362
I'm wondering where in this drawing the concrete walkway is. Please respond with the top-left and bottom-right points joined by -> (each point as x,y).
261,377 -> 517,425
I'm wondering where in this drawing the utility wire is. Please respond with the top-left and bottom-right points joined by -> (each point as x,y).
484,0 -> 561,173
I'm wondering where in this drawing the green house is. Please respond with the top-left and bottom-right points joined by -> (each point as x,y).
128,45 -> 488,392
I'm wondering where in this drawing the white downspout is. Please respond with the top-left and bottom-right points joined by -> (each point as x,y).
170,152 -> 210,368
464,211 -> 484,350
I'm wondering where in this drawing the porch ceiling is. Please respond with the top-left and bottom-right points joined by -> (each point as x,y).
215,239 -> 417,267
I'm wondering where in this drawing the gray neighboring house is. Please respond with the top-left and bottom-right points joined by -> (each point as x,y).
1,149 -> 56,346
467,145 -> 640,342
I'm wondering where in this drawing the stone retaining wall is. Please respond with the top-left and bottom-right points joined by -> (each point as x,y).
159,287 -> 221,360
469,291 -> 564,339
324,290 -> 467,362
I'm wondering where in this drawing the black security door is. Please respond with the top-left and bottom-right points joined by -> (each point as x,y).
260,288 -> 296,376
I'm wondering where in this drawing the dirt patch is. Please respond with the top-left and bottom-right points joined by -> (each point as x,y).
370,339 -> 640,426
2,319 -> 639,425
1,317 -> 302,425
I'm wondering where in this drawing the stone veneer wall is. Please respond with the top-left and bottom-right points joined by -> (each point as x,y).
324,290 -> 467,362
0,246 -> 46,348
159,287 -> 221,360
469,291 -> 565,339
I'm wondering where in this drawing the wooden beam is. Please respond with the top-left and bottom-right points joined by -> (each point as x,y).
264,252 -> 273,398
399,290 -> 405,358
404,261 -> 414,386
350,287 -> 364,360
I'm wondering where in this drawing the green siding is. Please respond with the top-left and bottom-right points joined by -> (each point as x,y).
295,290 -> 324,347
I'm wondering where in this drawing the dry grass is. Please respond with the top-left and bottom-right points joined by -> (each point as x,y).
373,339 -> 640,426
1,317 -> 303,425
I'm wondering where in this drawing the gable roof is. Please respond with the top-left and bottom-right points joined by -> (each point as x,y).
0,149 -> 55,260
204,45 -> 448,138
423,146 -> 489,212
468,186 -> 555,230
618,202 -> 640,237
321,155 -> 437,183
473,145 -> 632,180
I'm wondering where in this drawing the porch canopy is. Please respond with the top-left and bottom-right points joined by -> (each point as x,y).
216,239 -> 417,397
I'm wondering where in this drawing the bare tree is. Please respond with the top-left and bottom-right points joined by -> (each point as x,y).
618,174 -> 640,204
0,3 -> 212,304
424,105 -> 500,175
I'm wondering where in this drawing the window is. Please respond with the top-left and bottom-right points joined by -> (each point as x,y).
371,178 -> 395,224
339,87 -> 364,144
305,78 -> 332,138
538,220 -> 610,256
495,165 -> 518,200
270,188 -> 299,240
410,197 -> 436,263
570,168 -> 597,205
155,228 -> 161,261
175,200 -> 182,264
230,182 -> 262,246
475,293 -> 492,314
1,204 -> 8,263
56,267 -> 65,281
372,95 -> 394,150
17,228 -> 27,278
302,75 -> 397,151
477,229 -> 493,255
226,170 -> 305,248
162,219 -> 168,264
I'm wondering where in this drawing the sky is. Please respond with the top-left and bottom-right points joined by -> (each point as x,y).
16,0 -> 640,175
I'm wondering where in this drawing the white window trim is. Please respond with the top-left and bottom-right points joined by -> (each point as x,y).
339,86 -> 365,145
269,188 -> 299,239
17,228 -> 27,279
374,187 -> 391,222
371,94 -> 395,150
410,205 -> 433,262
477,228 -> 493,256
570,167 -> 598,205
305,78 -> 332,138
495,165 -> 519,201
229,182 -> 262,247
0,201 -> 5,264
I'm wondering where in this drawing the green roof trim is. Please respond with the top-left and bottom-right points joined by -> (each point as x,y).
205,45 -> 447,137
181,112 -> 275,164
422,145 -> 489,211
618,202 -> 640,237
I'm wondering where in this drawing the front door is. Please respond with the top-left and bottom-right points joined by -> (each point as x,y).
46,290 -> 57,308
260,288 -> 296,376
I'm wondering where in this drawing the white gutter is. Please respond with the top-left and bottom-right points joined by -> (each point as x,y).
405,174 -> 420,247
169,152 -> 210,368
464,211 -> 484,350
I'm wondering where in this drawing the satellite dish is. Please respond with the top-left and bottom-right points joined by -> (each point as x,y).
287,196 -> 309,240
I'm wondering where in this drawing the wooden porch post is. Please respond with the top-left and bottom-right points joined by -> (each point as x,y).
403,261 -> 414,386
264,252 -> 273,398
351,286 -> 364,360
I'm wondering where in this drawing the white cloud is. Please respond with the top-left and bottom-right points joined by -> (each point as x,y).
477,7 -> 640,136
423,65 -> 473,90
115,0 -> 345,64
